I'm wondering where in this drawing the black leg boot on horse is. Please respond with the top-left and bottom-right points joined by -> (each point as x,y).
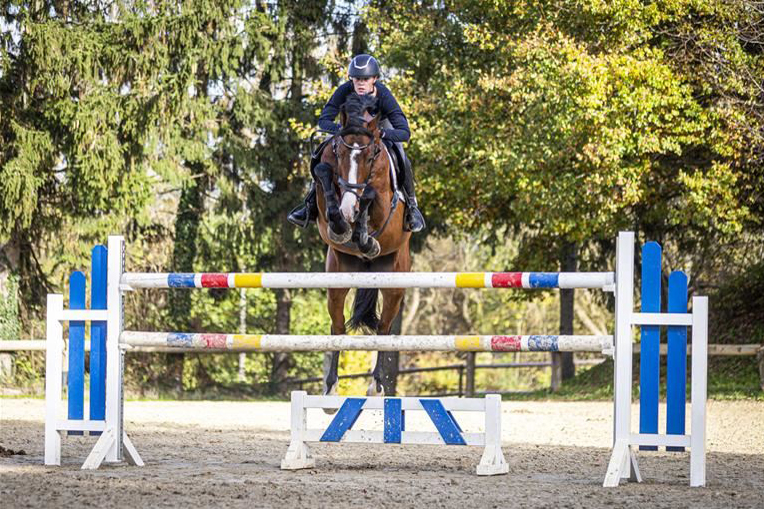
351,186 -> 381,259
314,162 -> 352,244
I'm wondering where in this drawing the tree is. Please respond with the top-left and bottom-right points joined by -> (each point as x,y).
367,0 -> 763,384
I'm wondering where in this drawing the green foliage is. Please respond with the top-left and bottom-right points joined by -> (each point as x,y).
0,275 -> 21,340
709,257 -> 764,344
370,0 -> 762,270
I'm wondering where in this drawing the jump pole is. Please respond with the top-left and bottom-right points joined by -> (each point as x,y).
120,332 -> 613,353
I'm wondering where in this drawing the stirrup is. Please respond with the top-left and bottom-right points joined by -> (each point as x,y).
287,204 -> 311,228
404,200 -> 425,233
287,185 -> 318,229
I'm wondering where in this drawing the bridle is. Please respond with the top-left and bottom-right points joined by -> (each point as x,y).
332,125 -> 382,200
330,123 -> 399,239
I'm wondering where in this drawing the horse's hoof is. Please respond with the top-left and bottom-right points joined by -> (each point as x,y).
328,221 -> 352,244
362,238 -> 381,259
323,382 -> 339,414
358,229 -> 369,246
366,380 -> 384,397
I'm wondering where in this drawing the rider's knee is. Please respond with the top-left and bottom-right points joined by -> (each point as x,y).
310,139 -> 332,175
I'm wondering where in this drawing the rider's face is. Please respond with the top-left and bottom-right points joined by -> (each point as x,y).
352,76 -> 377,96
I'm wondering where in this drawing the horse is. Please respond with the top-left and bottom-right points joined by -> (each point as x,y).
312,93 -> 411,398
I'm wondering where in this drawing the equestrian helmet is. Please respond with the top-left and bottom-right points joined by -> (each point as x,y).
348,54 -> 380,79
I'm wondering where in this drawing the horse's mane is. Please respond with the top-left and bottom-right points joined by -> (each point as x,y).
341,93 -> 378,133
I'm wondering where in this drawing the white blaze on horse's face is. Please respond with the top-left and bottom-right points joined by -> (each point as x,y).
340,143 -> 361,224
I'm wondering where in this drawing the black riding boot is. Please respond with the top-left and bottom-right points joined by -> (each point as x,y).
400,156 -> 425,232
287,182 -> 318,228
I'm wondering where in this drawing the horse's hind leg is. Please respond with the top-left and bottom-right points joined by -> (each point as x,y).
324,287 -> 349,411
368,288 -> 406,396
323,350 -> 340,396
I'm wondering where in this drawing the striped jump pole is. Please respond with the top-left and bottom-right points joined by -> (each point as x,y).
120,331 -> 613,354
121,271 -> 615,290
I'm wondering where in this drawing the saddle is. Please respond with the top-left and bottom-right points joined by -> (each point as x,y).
381,141 -> 407,199
384,142 -> 407,189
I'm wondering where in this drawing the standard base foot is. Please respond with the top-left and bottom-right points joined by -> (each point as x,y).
81,429 -> 144,470
476,445 -> 509,476
603,439 -> 642,487
281,441 -> 315,470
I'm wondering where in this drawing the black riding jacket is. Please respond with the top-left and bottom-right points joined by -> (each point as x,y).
318,81 -> 411,143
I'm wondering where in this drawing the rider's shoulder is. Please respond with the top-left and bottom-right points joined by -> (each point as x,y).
375,81 -> 391,96
331,81 -> 354,99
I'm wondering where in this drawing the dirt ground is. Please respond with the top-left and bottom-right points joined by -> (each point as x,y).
1,398 -> 763,508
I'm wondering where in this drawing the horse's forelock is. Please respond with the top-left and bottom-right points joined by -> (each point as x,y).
342,93 -> 378,127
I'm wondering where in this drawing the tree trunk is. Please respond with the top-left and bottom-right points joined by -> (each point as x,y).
551,241 -> 577,391
168,170 -> 207,392
465,352 -> 476,397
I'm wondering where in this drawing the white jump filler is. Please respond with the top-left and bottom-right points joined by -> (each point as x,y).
281,391 -> 508,476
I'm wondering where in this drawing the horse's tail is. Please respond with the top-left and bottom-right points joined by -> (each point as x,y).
347,288 -> 379,332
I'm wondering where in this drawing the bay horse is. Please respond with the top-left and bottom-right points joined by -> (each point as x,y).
313,93 -> 411,397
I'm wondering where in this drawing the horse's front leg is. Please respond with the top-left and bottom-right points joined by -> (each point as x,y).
315,162 -> 352,244
324,287 -> 350,402
368,288 -> 406,396
352,186 -> 380,259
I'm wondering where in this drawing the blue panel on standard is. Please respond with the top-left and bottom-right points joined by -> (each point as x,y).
89,245 -> 108,434
666,270 -> 688,452
320,398 -> 366,442
168,273 -> 196,288
528,273 -> 559,288
67,271 -> 86,435
419,399 -> 466,445
384,398 -> 403,443
639,241 -> 661,451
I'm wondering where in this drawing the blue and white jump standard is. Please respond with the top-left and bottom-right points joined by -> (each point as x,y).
280,392 -> 508,475
43,232 -> 709,486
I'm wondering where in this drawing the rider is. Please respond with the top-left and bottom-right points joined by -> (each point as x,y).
287,54 -> 426,233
